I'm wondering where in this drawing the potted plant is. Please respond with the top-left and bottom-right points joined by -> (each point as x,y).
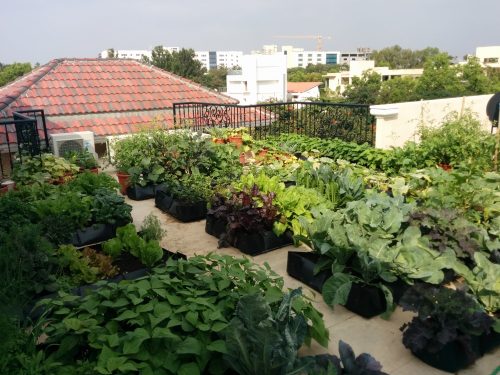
207,184 -> 292,255
400,284 -> 497,373
156,171 -> 211,222
208,127 -> 228,144
227,127 -> 249,147
65,150 -> 99,174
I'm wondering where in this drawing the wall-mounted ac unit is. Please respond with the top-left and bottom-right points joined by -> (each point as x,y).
51,131 -> 96,158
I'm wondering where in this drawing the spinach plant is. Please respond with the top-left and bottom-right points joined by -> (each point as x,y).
37,254 -> 328,375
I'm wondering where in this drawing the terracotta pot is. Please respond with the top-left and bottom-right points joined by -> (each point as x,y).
228,135 -> 243,147
258,149 -> 268,158
116,172 -> 130,195
239,153 -> 246,164
213,138 -> 225,144
438,163 -> 452,172
0,185 -> 8,196
90,167 -> 99,174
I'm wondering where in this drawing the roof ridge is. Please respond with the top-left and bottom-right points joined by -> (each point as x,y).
136,60 -> 237,103
0,59 -> 62,112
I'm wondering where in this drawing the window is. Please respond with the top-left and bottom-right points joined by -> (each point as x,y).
484,57 -> 499,63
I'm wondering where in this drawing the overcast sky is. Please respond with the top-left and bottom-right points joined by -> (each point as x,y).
1,0 -> 499,65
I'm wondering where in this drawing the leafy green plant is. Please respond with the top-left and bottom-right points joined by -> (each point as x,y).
81,247 -> 119,279
37,254 -> 329,374
12,153 -> 79,185
66,172 -> 119,195
140,213 -> 166,242
64,150 -> 98,169
224,289 -> 315,375
91,188 -> 132,226
400,284 -> 496,361
102,238 -> 122,259
56,245 -> 99,285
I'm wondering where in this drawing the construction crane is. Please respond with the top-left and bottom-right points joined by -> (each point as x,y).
273,35 -> 332,51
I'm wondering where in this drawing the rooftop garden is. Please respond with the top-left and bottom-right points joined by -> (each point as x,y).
1,114 -> 499,374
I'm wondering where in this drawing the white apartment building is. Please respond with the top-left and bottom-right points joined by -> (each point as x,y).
252,45 -> 340,69
325,60 -> 423,94
226,54 -> 287,105
475,46 -> 500,68
194,51 -> 242,71
287,82 -> 321,102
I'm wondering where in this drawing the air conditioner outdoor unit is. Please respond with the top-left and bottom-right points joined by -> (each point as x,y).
51,131 -> 96,158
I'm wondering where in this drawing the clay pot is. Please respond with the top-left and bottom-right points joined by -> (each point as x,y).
228,135 -> 243,147
116,172 -> 130,195
438,163 -> 452,172
257,149 -> 269,158
213,138 -> 225,144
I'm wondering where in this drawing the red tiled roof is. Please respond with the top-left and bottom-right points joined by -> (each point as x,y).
287,81 -> 322,93
0,58 -> 237,137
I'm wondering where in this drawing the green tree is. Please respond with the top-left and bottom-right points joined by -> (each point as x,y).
415,53 -> 463,99
142,46 -> 205,82
371,45 -> 442,69
0,62 -> 32,87
377,77 -> 418,104
198,66 -> 229,90
460,57 -> 490,95
106,48 -> 116,58
288,63 -> 347,82
342,71 -> 381,104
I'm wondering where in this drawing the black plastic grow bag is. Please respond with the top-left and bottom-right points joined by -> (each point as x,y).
126,184 -> 156,201
286,251 -> 331,293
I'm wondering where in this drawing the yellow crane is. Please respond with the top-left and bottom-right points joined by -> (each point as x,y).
273,35 -> 332,51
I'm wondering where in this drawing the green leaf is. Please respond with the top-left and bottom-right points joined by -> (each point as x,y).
322,273 -> 353,307
123,328 -> 150,354
206,339 -> 227,354
115,310 -> 139,321
177,337 -> 202,355
178,362 -> 200,375
185,311 -> 198,326
211,321 -> 228,332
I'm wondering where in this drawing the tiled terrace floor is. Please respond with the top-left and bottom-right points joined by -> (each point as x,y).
129,197 -> 500,375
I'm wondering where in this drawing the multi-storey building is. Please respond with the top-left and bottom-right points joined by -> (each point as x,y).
194,51 -> 242,71
475,46 -> 500,68
339,48 -> 372,65
226,54 -> 287,105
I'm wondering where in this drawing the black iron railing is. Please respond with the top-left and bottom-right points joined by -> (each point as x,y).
0,109 -> 49,177
173,101 -> 375,145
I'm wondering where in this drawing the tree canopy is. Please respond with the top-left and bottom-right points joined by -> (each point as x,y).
0,63 -> 32,87
338,53 -> 499,105
371,45 -> 442,69
288,63 -> 348,82
142,46 -> 206,82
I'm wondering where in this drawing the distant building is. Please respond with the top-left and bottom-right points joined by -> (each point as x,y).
226,54 -> 287,104
253,45 -> 340,69
287,82 -> 321,102
475,46 -> 500,68
339,48 -> 372,65
194,51 -> 243,71
324,60 -> 423,94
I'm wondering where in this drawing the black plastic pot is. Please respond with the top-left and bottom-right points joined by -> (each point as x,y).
286,251 -> 331,293
344,283 -> 386,319
479,330 -> 500,355
71,223 -> 117,247
155,189 -> 174,212
232,230 -> 292,255
205,215 -> 227,238
412,338 -> 481,373
126,184 -> 156,201
167,199 -> 207,222
385,278 -> 410,305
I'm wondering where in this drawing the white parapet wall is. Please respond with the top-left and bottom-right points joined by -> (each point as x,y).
370,94 -> 496,149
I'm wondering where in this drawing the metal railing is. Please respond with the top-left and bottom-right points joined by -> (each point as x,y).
0,109 -> 49,177
173,101 -> 375,145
